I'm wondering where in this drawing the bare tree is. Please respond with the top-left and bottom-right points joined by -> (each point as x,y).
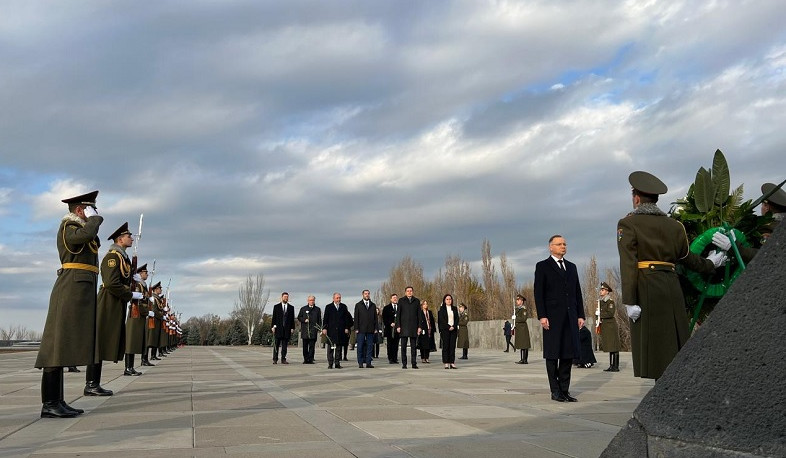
379,255 -> 428,300
481,239 -> 501,320
499,252 -> 519,320
582,255 -> 600,349
231,273 -> 270,345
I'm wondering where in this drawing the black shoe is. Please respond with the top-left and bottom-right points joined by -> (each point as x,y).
141,360 -> 155,367
503,350 -> 509,352
402,365 -> 407,369
412,364 -> 419,369
335,364 -> 342,369
366,364 -> 374,368
273,360 -> 277,364
389,361 -> 396,364
282,360 -> 289,365
83,383 -> 113,396
551,392 -> 567,402
328,364 -> 333,369
610,367 -> 619,372
66,367 -> 81,373
515,360 -> 525,364
359,363 -> 364,368
41,401 -> 77,418
123,369 -> 135,376
151,356 -> 161,361
562,392 -> 578,402
60,401 -> 83,415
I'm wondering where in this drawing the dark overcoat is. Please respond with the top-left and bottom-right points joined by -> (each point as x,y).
95,244 -> 133,362
618,205 -> 714,379
598,296 -> 620,352
514,305 -> 531,349
354,300 -> 378,333
417,308 -> 436,351
125,280 -> 148,354
457,310 -> 469,349
322,302 -> 352,347
35,214 -> 103,368
534,257 -> 585,360
395,296 -> 420,337
382,303 -> 398,339
145,295 -> 161,347
297,305 -> 322,340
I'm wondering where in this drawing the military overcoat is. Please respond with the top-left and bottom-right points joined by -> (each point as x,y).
456,310 -> 470,349
598,296 -> 620,352
35,214 -> 103,368
95,244 -> 133,362
514,305 -> 531,350
125,280 -> 148,354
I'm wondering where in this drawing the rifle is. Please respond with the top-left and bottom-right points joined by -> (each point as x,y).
129,214 -> 142,318
595,299 -> 601,335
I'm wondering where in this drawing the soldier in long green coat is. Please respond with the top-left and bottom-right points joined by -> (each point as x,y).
158,294 -> 170,356
513,295 -> 531,364
35,190 -> 102,418
146,282 -> 163,362
125,263 -> 149,374
456,304 -> 470,359
598,282 -> 620,372
88,222 -> 136,396
618,172 -> 722,379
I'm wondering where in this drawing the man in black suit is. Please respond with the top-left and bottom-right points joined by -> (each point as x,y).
354,290 -> 377,368
395,286 -> 420,369
297,295 -> 321,364
382,294 -> 400,364
322,292 -> 353,369
534,235 -> 585,402
271,292 -> 295,364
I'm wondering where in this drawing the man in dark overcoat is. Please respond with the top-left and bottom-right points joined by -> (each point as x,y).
534,235 -> 585,402
322,292 -> 352,369
382,294 -> 400,364
271,292 -> 295,364
35,190 -> 102,418
297,295 -> 321,364
395,286 -> 420,369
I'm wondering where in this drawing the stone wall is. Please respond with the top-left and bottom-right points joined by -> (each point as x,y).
466,319 -> 543,352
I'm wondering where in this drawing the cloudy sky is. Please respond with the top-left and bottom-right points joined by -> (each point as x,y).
2,1 -> 785,332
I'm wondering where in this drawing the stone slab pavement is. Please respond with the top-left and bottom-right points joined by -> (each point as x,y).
0,346 -> 653,458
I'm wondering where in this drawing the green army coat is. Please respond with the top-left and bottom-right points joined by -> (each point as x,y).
35,214 -> 103,368
598,296 -> 620,352
125,280 -> 148,354
618,203 -> 714,379
95,244 -> 133,363
513,305 -> 531,349
159,307 -> 169,347
456,311 -> 469,349
146,295 -> 162,347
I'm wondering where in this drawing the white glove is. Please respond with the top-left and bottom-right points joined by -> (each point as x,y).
131,291 -> 143,300
707,249 -> 729,268
625,304 -> 641,322
712,232 -> 732,251
147,311 -> 155,317
133,273 -> 142,282
511,314 -> 516,320
149,297 -> 155,303
595,309 -> 601,317
83,206 -> 98,217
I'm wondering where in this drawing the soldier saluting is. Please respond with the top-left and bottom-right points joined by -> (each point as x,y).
35,190 -> 102,418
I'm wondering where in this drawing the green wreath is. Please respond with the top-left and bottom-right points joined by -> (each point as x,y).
685,227 -> 749,298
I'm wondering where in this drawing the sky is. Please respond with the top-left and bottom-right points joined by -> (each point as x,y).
1,1 -> 785,333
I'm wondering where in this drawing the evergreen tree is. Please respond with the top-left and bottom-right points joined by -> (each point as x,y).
186,326 -> 201,346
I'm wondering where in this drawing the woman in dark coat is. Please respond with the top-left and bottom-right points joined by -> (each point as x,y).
417,300 -> 436,363
438,294 -> 460,369
575,324 -> 597,368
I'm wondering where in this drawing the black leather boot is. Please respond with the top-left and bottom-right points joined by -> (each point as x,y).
124,354 -> 142,376
523,349 -> 528,364
57,368 -> 84,414
604,353 -> 614,371
611,352 -> 620,372
84,363 -> 113,396
150,347 -> 161,361
460,348 -> 468,359
41,369 -> 76,418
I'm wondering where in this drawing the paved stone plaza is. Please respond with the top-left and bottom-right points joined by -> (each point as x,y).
1,346 -> 653,458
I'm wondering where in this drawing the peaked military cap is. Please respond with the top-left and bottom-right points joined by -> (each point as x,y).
629,171 -> 668,195
61,190 -> 99,206
151,281 -> 162,290
137,263 -> 148,273
761,182 -> 786,208
107,222 -> 131,241
600,281 -> 613,292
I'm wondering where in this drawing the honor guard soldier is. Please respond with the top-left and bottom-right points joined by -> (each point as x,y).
88,222 -> 139,395
618,171 -> 723,379
146,282 -> 163,362
158,293 -> 170,357
125,263 -> 150,373
35,190 -> 102,418
598,282 -> 620,372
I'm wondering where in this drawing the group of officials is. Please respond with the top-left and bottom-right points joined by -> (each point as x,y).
34,191 -> 181,419
267,287 -> 472,370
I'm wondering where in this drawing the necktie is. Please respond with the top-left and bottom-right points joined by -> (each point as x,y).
558,259 -> 566,271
